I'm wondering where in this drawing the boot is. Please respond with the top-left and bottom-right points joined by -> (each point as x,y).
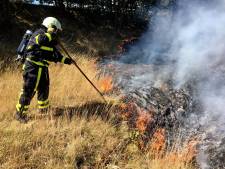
15,111 -> 29,123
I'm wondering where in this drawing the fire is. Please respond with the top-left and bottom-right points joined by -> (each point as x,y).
136,110 -> 152,133
180,139 -> 198,162
159,140 -> 198,166
98,76 -> 113,93
117,91 -> 198,166
119,101 -> 154,133
149,128 -> 166,155
148,136 -> 198,165
119,102 -> 136,120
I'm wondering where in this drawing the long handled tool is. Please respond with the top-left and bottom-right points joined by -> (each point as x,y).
59,42 -> 107,104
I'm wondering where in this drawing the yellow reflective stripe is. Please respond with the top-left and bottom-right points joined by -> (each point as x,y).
34,67 -> 42,91
61,56 -> 67,63
27,45 -> 33,50
16,103 -> 21,111
19,89 -> 24,96
16,104 -> 29,111
22,64 -> 26,70
17,89 -> 23,105
43,60 -> 51,65
40,46 -> 54,51
35,35 -> 40,45
38,104 -> 49,109
45,33 -> 52,41
26,58 -> 49,67
35,33 -> 52,44
38,99 -> 49,105
21,111 -> 28,115
19,91 -> 23,98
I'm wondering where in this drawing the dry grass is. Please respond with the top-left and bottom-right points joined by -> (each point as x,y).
0,55 -> 196,169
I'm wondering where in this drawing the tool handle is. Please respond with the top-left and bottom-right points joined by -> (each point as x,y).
59,42 -> 107,104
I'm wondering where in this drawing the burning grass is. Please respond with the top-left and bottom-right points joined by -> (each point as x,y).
98,75 -> 114,93
136,110 -> 153,134
149,128 -> 166,154
0,55 -> 197,168
146,138 -> 198,169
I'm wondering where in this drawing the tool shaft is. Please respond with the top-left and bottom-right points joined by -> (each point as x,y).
59,43 -> 107,103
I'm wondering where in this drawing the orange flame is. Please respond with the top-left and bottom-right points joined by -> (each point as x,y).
180,139 -> 198,162
136,111 -> 152,133
98,76 -> 113,93
156,140 -> 198,165
119,102 -> 136,120
148,134 -> 198,164
150,128 -> 166,154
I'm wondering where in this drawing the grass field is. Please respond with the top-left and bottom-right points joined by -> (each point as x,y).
0,53 -> 197,169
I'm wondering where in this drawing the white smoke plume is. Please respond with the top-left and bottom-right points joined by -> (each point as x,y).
119,0 -> 225,168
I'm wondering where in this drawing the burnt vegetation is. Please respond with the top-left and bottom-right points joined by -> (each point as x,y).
0,0 -> 204,168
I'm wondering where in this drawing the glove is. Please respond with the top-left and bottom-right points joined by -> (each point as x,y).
64,57 -> 73,65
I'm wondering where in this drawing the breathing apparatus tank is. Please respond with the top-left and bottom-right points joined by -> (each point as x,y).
16,30 -> 33,62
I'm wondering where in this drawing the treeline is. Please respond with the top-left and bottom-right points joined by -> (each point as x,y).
23,0 -> 175,14
24,0 -> 176,24
26,0 -> 171,14
0,0 -> 175,29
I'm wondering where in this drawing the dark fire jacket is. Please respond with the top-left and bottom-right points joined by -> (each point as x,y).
26,26 -> 66,67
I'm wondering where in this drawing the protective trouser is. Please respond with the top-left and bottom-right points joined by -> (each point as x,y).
16,60 -> 50,114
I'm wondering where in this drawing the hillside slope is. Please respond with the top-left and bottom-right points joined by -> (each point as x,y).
0,57 -> 196,169
0,3 -> 196,169
0,3 -> 145,70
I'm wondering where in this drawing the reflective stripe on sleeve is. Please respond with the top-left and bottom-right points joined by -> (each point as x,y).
27,45 -> 33,50
45,33 -> 52,41
43,60 -> 51,65
61,56 -> 67,63
40,46 -> 54,51
35,35 -> 40,45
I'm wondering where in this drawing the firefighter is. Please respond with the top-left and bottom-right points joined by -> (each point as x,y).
15,17 -> 73,123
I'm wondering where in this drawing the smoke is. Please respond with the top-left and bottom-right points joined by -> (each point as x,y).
118,0 -> 225,168
121,0 -> 225,84
168,4 -> 225,168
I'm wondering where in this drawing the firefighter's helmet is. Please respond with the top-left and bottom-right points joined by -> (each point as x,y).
42,17 -> 62,31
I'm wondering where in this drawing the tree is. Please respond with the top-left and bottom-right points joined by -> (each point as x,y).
21,0 -> 161,15
54,0 -> 65,8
